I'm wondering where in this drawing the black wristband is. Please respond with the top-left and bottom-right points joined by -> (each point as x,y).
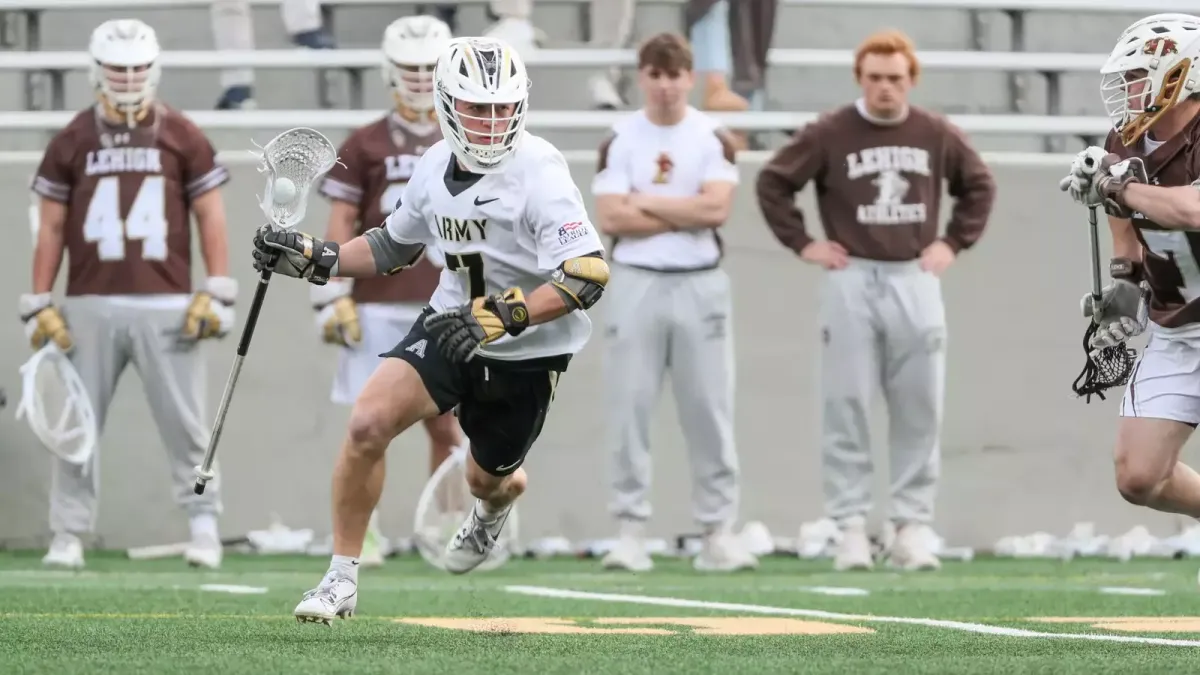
1110,257 -> 1143,282
310,240 -> 340,285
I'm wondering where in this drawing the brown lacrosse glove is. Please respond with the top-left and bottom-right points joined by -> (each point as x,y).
19,293 -> 73,353
179,277 -> 238,343
311,280 -> 361,347
1096,154 -> 1149,219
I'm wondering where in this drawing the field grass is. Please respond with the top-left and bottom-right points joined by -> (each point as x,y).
3,551 -> 1200,674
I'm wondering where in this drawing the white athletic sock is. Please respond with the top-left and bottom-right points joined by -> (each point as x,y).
474,499 -> 506,522
189,514 -> 219,542
329,555 -> 360,583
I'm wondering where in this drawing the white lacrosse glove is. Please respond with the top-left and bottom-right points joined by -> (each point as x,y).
1058,147 -> 1148,218
19,292 -> 74,353
1058,146 -> 1109,207
1081,271 -> 1149,352
310,279 -> 362,347
178,277 -> 238,343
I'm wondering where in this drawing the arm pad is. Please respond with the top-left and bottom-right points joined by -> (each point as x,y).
364,227 -> 427,275
1111,257 -> 1144,283
551,252 -> 609,311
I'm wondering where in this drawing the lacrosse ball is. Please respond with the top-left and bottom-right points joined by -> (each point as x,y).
273,177 -> 297,205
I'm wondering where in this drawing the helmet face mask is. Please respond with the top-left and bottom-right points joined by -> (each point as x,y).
1100,13 -> 1200,147
381,16 -> 452,117
433,37 -> 531,174
89,19 -> 161,127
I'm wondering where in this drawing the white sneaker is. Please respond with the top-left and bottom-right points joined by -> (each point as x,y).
833,520 -> 874,571
694,530 -> 759,572
294,571 -> 358,625
601,536 -> 653,572
442,502 -> 512,575
184,533 -> 223,570
888,523 -> 942,571
43,533 -> 84,569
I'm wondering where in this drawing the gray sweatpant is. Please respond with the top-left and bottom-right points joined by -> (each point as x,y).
605,264 -> 739,529
53,296 -> 219,535
819,258 -> 946,526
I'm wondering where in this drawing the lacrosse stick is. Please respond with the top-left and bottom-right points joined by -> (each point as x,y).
1072,203 -> 1138,402
193,127 -> 339,494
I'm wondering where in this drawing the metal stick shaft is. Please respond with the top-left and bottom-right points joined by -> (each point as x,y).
193,270 -> 272,494
1088,205 -> 1102,300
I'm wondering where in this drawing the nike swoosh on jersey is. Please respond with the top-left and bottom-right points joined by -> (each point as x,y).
474,196 -> 499,206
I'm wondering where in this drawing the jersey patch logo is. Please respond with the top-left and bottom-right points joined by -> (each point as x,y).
474,196 -> 499,206
406,339 -> 427,358
653,152 -> 673,184
557,221 -> 590,246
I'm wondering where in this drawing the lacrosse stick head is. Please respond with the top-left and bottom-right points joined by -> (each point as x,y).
15,345 -> 98,469
253,127 -> 339,229
1072,322 -> 1138,403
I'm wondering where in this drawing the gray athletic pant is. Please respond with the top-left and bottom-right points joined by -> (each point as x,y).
819,258 -> 946,526
52,296 -> 219,535
605,263 -> 739,529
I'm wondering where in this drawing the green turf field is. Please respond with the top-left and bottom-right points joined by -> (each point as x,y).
3,552 -> 1200,674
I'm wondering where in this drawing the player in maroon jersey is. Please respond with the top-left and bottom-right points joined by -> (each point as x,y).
21,19 -> 234,570
314,15 -> 462,566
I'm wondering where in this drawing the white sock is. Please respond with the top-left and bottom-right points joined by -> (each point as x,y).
329,554 -> 360,582
189,514 -> 219,542
474,499 -> 506,522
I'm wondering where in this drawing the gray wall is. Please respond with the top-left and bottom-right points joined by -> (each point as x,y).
0,156 -> 1187,550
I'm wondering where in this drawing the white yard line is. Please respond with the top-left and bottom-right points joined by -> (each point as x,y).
504,585 -> 1200,647
1099,587 -> 1167,596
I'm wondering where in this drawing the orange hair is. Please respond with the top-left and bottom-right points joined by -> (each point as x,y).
853,29 -> 920,83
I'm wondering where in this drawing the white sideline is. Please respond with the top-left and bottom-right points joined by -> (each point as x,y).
0,150 -> 1078,168
504,585 -> 1200,647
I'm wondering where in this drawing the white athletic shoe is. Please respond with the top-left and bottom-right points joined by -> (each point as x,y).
294,571 -> 358,625
888,523 -> 942,571
184,533 -> 223,570
42,533 -> 84,569
442,502 -> 512,575
601,536 -> 653,572
693,530 -> 759,572
833,520 -> 874,571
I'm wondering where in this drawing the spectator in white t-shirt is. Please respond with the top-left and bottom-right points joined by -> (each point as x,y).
591,32 -> 755,574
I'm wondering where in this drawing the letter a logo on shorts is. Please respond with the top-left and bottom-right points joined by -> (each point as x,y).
406,339 -> 427,359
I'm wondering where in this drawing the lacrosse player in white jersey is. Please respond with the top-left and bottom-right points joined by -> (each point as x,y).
313,14 -> 462,568
249,36 -> 609,624
593,32 -> 754,572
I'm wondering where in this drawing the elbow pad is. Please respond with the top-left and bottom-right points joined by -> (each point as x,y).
364,227 -> 426,275
551,253 -> 609,311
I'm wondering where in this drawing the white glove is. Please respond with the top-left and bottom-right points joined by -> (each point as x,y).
1058,146 -> 1109,207
1080,279 -> 1149,351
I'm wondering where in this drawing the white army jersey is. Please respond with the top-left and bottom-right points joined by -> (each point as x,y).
385,131 -> 605,361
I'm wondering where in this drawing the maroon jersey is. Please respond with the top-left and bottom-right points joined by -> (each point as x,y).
1105,116 -> 1200,329
757,104 -> 995,261
32,104 -> 229,296
319,114 -> 442,304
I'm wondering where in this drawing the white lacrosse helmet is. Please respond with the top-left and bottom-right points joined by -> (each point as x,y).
89,19 -> 162,127
433,36 -> 530,174
16,345 -> 98,470
382,15 -> 453,114
1101,13 -> 1200,147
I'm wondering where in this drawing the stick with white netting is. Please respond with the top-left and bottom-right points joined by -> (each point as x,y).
193,127 -> 339,495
